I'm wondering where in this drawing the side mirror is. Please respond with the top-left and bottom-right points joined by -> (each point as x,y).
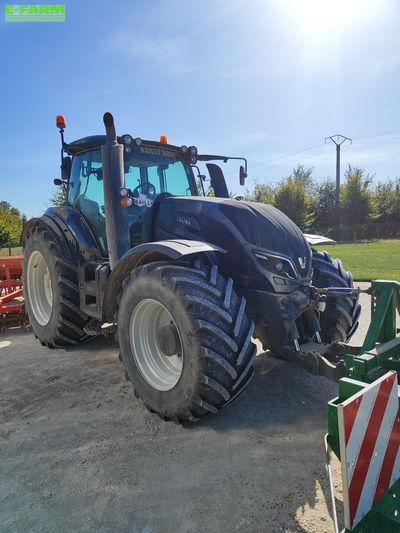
239,165 -> 247,186
54,178 -> 63,186
61,156 -> 72,181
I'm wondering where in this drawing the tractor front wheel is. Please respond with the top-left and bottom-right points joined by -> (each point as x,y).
312,249 -> 361,343
117,262 -> 257,422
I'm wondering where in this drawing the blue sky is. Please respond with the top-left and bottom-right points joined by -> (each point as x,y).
1,0 -> 400,217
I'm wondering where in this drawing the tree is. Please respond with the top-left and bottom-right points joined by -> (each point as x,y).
0,201 -> 23,248
292,164 -> 315,198
273,177 -> 313,230
49,185 -> 67,207
373,179 -> 400,222
340,165 -> 374,225
244,181 -> 274,204
205,184 -> 216,197
312,179 -> 338,230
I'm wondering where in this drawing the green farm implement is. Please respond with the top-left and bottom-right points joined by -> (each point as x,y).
326,280 -> 400,532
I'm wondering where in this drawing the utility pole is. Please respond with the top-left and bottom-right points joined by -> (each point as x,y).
325,135 -> 352,205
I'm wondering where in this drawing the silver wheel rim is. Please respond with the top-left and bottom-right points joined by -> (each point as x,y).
26,250 -> 53,326
129,299 -> 183,391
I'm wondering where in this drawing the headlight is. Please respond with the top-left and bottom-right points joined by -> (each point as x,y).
123,135 -> 133,145
254,250 -> 298,280
180,145 -> 188,153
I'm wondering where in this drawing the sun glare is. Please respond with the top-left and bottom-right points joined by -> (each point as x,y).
287,0 -> 374,32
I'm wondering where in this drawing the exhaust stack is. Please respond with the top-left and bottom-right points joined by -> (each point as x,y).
101,112 -> 130,270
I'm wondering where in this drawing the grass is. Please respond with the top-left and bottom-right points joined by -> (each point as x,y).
1,241 -> 399,281
315,239 -> 400,281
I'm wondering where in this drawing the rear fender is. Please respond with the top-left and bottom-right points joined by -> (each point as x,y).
21,215 -> 77,265
21,206 -> 102,264
102,239 -> 225,322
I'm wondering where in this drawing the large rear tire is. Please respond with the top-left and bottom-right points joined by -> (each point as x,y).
23,226 -> 90,347
312,249 -> 361,343
117,262 -> 257,422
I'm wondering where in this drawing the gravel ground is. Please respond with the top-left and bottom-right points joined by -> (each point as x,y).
0,282 -> 395,533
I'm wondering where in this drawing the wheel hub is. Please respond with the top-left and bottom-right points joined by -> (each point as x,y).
129,299 -> 183,391
26,250 -> 53,326
156,324 -> 181,357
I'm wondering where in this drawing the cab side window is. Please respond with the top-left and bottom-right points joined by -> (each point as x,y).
68,150 -> 107,252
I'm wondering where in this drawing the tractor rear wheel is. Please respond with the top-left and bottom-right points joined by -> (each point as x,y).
312,249 -> 361,343
117,262 -> 257,422
23,226 -> 90,347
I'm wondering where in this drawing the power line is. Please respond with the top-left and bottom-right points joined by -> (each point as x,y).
221,130 -> 400,180
353,130 -> 400,141
246,131 -> 400,170
222,142 -> 326,179
249,143 -> 325,169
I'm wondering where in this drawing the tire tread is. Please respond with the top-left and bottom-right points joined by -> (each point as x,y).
118,262 -> 257,423
23,225 -> 90,347
312,249 -> 361,342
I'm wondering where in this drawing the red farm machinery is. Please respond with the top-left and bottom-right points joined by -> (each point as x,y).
0,255 -> 25,330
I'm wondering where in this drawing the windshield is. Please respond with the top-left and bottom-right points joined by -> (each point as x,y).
68,145 -> 197,253
125,145 -> 196,196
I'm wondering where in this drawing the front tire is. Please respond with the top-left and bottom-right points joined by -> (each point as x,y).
117,262 -> 257,422
312,249 -> 361,343
23,226 -> 90,347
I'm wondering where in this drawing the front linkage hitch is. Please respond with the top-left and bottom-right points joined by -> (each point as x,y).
278,285 -> 375,382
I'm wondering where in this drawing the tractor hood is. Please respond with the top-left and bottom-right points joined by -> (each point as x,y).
154,196 -> 312,293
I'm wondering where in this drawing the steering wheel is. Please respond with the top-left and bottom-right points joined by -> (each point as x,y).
132,182 -> 156,197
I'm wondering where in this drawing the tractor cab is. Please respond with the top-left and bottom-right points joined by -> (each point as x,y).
59,123 -> 246,258
63,136 -> 199,254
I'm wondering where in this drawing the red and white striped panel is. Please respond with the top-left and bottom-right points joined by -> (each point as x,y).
338,370 -> 400,530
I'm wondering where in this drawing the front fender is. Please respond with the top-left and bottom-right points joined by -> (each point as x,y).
102,239 -> 225,322
303,233 -> 336,246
